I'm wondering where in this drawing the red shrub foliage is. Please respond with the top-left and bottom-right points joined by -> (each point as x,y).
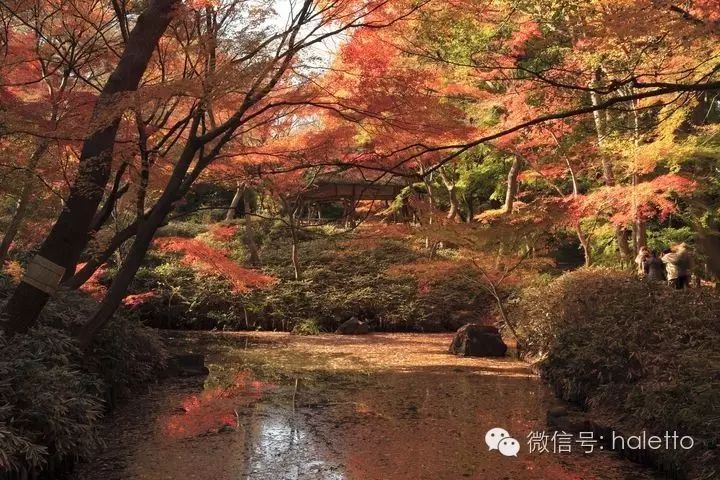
78,264 -> 107,300
577,174 -> 696,226
154,237 -> 276,293
122,291 -> 156,310
209,224 -> 239,242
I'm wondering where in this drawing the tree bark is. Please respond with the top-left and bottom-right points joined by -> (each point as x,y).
243,190 -> 260,267
77,141 -> 198,346
291,240 -> 300,280
464,196 -> 474,223
289,204 -> 301,280
438,167 -> 460,222
446,187 -> 460,221
2,0 -> 180,336
615,229 -> 633,266
419,166 -> 436,246
576,224 -> 592,267
91,172 -> 129,234
635,219 -> 647,251
66,165 -> 131,281
225,183 -> 244,221
62,221 -> 140,289
504,156 -> 523,213
342,199 -> 357,228
564,153 -> 592,267
699,231 -> 720,282
589,66 -> 632,266
629,95 -> 647,254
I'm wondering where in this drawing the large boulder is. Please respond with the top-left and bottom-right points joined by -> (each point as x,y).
336,317 -> 370,335
449,324 -> 507,357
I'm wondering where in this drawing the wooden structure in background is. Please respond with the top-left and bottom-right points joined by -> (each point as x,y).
301,172 -> 406,202
299,171 -> 410,225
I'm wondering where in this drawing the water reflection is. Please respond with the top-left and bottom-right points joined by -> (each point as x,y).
241,406 -> 345,480
238,369 -> 655,480
71,333 -> 660,480
162,370 -> 270,439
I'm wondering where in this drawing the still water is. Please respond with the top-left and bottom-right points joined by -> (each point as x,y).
72,332 -> 660,480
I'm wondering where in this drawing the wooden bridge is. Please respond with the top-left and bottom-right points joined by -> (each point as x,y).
297,171 -> 411,224
301,171 -> 407,202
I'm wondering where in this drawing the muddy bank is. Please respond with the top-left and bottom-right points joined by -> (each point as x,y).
71,333 -> 660,480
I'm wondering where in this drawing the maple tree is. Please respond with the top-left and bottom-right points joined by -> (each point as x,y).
1,0 -> 719,342
266,0 -> 719,267
1,0 -> 443,341
2,0 -> 183,335
2,6 -> 720,477
0,0 -> 120,262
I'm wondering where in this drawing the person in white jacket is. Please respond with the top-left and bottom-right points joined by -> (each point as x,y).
661,243 -> 693,289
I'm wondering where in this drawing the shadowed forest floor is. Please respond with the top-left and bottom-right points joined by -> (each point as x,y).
71,333 -> 660,480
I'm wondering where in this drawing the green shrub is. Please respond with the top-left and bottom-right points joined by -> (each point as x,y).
512,268 -> 720,477
416,270 -> 491,330
291,318 -> 322,336
156,221 -> 209,238
132,260 -> 246,330
87,316 -> 168,397
0,328 -> 104,473
0,287 -> 167,475
646,226 -> 694,252
35,290 -> 168,395
128,226 -> 493,332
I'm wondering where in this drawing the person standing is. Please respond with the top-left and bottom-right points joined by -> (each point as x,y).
662,243 -> 693,289
635,246 -> 651,276
646,250 -> 666,282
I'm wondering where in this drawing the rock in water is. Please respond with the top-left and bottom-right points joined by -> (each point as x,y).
448,324 -> 507,357
336,317 -> 370,335
164,353 -> 210,377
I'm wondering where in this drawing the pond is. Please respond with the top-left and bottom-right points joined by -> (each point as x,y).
71,332 -> 660,480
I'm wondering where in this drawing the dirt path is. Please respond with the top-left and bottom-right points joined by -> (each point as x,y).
72,333 -> 659,480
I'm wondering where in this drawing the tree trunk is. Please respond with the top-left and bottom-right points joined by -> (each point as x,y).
504,156 -> 523,213
77,142 -> 198,346
465,197 -> 474,223
0,140 -> 49,264
343,199 -> 357,228
225,183 -> 244,221
420,169 -> 435,246
699,231 -> 720,282
243,189 -> 260,267
63,222 -> 139,289
66,165 -> 131,282
589,66 -> 632,265
288,210 -> 300,281
447,187 -> 460,221
629,96 -> 647,254
66,134 -> 209,289
291,241 -> 300,281
2,0 -> 180,336
91,176 -> 129,234
589,68 -> 617,184
563,153 -> 592,267
576,224 -> 592,267
635,219 -> 647,251
616,229 -> 633,266
438,167 -> 460,222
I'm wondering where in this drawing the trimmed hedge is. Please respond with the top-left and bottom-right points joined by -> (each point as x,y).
511,268 -> 720,478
